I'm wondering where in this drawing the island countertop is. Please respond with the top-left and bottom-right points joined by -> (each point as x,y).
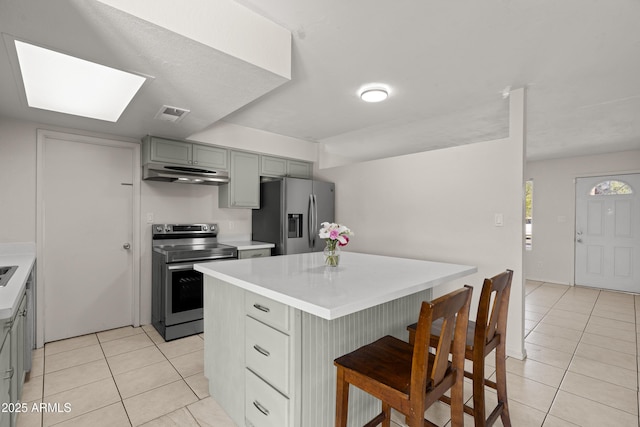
195,251 -> 476,320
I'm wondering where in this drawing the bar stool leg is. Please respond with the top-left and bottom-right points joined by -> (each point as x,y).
335,368 -> 349,427
381,402 -> 392,427
495,344 -> 511,427
472,355 -> 486,427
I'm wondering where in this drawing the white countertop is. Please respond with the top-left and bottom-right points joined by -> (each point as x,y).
0,243 -> 36,320
220,241 -> 275,251
195,251 -> 476,320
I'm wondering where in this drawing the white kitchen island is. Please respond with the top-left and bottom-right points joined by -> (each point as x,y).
196,252 -> 476,427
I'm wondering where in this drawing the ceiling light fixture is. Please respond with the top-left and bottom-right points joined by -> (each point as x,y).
359,85 -> 389,103
14,40 -> 146,122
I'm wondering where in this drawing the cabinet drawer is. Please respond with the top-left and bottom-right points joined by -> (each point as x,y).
245,293 -> 289,332
245,369 -> 289,427
245,317 -> 290,395
238,248 -> 271,259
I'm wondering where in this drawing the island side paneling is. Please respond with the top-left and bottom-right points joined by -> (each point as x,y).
203,277 -> 247,426
299,289 -> 429,426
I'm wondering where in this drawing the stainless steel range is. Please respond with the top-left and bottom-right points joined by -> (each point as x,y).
152,223 -> 237,340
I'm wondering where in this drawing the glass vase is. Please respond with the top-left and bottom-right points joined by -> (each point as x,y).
324,243 -> 340,267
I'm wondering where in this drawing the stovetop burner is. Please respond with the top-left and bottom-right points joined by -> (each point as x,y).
152,223 -> 237,262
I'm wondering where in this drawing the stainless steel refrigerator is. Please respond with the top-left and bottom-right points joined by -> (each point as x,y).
252,178 -> 335,255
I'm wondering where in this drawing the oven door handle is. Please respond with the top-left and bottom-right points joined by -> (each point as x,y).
167,255 -> 234,265
167,264 -> 196,271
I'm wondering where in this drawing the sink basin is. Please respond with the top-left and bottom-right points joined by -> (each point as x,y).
0,266 -> 17,287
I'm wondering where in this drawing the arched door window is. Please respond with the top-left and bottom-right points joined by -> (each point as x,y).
589,180 -> 633,196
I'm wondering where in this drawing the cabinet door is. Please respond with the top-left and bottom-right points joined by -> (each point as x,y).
220,151 -> 260,208
0,335 -> 10,427
260,156 -> 287,177
15,297 -> 26,400
149,137 -> 192,165
287,161 -> 312,179
192,145 -> 228,169
9,295 -> 25,421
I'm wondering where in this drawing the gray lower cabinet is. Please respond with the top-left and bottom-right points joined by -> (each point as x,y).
0,286 -> 32,427
260,156 -> 312,179
11,295 -> 26,404
219,151 -> 260,209
237,248 -> 271,259
0,332 -> 10,427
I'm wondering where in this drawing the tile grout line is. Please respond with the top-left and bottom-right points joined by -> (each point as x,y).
96,331 -> 134,427
536,284 -> 595,427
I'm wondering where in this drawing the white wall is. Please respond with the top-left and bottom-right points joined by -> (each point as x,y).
188,121 -> 317,162
525,150 -> 640,284
314,90 -> 526,358
0,117 -> 37,243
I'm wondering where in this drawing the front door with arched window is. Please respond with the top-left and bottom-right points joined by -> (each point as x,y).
575,174 -> 640,292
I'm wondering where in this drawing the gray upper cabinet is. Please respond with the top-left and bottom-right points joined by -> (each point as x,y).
260,155 -> 287,177
142,136 -> 228,170
192,144 -> 228,169
219,151 -> 260,209
260,155 -> 312,179
287,160 -> 312,178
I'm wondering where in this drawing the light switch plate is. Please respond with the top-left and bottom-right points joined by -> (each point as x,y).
494,213 -> 504,226
146,213 -> 154,223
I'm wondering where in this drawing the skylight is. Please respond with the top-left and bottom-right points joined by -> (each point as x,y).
14,40 -> 146,122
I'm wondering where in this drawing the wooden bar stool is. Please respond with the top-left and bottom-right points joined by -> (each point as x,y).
334,285 -> 472,427
407,270 -> 514,427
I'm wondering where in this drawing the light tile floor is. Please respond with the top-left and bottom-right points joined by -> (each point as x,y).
16,281 -> 640,427
17,324 -> 236,427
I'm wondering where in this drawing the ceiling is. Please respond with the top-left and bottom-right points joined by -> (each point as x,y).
1,0 -> 640,164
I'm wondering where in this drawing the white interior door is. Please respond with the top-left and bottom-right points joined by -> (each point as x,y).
575,174 -> 640,292
39,132 -> 137,343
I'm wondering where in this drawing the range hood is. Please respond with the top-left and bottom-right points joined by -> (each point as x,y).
143,163 -> 229,185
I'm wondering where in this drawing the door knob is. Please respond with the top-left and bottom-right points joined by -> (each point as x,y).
123,243 -> 131,250
576,238 -> 582,243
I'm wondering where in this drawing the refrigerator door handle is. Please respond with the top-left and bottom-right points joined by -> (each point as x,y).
308,194 -> 314,249
312,194 -> 318,248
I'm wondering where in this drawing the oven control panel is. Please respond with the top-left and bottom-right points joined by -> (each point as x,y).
152,223 -> 218,235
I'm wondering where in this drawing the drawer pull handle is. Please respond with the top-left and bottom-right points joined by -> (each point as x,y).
253,345 -> 270,357
253,400 -> 270,416
253,303 -> 270,313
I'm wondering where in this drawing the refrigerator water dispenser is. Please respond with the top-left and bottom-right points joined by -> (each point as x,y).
288,214 -> 303,238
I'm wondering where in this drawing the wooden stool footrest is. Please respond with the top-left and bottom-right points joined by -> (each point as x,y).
363,412 -> 386,427
486,402 -> 504,426
485,378 -> 497,390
